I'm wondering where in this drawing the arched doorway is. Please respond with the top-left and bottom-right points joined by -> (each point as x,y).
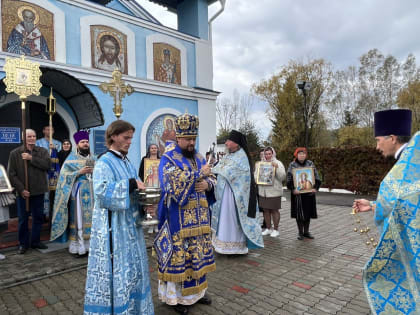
0,67 -> 104,248
0,66 -> 104,169
0,101 -> 69,168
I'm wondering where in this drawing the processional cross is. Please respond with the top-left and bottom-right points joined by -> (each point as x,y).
99,69 -> 133,119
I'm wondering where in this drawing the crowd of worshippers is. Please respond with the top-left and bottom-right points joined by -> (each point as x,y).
0,108 -> 418,315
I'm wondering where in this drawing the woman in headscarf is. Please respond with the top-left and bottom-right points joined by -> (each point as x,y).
256,147 -> 286,237
286,147 -> 321,240
57,139 -> 72,168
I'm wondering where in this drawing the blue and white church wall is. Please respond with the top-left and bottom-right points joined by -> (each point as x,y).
0,0 -> 217,169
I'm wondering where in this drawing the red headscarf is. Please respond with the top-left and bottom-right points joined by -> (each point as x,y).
293,147 -> 308,159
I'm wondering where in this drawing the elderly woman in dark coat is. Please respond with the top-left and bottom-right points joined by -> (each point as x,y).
286,147 -> 321,240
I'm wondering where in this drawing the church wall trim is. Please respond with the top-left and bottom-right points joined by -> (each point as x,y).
195,39 -> 213,89
58,0 -> 198,43
117,0 -> 161,24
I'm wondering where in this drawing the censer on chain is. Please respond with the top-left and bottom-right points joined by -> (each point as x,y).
136,187 -> 161,226
350,208 -> 378,248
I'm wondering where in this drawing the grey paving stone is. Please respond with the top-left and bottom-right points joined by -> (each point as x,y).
280,303 -> 307,315
0,203 -> 379,315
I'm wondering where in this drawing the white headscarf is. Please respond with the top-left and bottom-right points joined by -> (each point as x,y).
262,146 -> 277,162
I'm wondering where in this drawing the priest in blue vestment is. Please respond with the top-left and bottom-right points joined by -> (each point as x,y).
84,120 -> 153,315
211,130 -> 264,254
50,131 -> 94,256
353,109 -> 420,314
36,125 -> 61,219
36,126 -> 62,152
155,112 -> 216,314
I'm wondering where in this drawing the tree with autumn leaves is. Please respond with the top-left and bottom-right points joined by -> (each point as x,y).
251,49 -> 420,150
252,58 -> 334,150
397,80 -> 420,132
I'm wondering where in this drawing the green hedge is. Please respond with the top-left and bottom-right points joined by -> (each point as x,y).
276,146 -> 394,195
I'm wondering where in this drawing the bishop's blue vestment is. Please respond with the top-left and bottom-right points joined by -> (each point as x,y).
84,152 -> 153,315
363,132 -> 420,314
155,143 -> 216,305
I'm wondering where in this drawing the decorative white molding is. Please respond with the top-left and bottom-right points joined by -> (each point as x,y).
58,0 -> 197,43
0,0 -> 66,63
140,107 -> 181,157
197,98 -> 216,155
146,33 -> 188,86
0,93 -> 78,142
195,39 -> 213,89
118,0 -> 161,24
0,52 -> 219,101
80,15 -> 136,76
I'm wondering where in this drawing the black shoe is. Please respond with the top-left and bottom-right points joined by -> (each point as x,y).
198,294 -> 212,305
31,243 -> 48,249
303,233 -> 314,239
173,305 -> 189,315
297,234 -> 304,240
18,246 -> 27,254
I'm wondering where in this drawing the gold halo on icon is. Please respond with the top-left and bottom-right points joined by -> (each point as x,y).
18,6 -> 40,25
162,116 -> 175,130
96,31 -> 123,55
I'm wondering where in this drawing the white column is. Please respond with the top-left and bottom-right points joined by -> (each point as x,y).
195,39 -> 213,90
198,98 -> 216,155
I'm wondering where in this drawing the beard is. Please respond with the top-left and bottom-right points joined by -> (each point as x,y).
78,147 -> 90,157
181,148 -> 196,159
105,54 -> 116,65
23,22 -> 34,32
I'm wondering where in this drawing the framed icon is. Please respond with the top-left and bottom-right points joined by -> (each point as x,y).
143,158 -> 160,188
293,167 -> 315,193
0,165 -> 13,193
255,162 -> 275,185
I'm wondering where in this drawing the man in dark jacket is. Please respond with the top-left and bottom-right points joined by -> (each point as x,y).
8,129 -> 51,254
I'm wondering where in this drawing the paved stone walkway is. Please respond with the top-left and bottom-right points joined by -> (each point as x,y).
0,201 -> 376,314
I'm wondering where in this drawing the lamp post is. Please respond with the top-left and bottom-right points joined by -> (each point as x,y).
296,80 -> 312,147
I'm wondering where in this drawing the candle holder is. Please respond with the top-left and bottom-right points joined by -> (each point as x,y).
46,87 -> 56,115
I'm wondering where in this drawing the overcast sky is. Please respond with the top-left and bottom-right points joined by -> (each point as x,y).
138,0 -> 420,139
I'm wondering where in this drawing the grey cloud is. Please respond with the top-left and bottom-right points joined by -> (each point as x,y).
139,0 -> 420,135
212,0 -> 420,98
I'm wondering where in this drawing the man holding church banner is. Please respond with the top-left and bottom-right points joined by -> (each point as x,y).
50,131 -> 95,256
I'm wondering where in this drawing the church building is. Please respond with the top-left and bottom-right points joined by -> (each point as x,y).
0,0 -> 222,247
0,0 -> 221,169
